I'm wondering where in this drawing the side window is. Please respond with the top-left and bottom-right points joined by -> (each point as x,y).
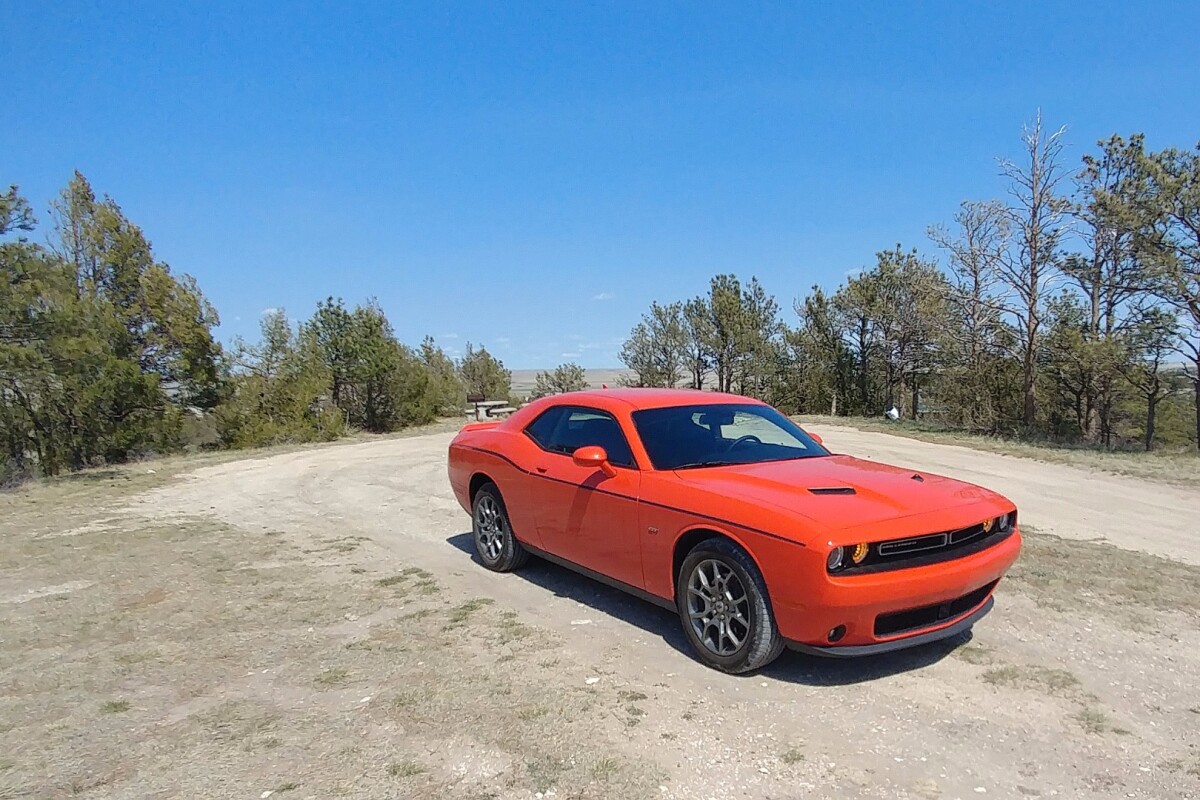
524,406 -> 565,449
524,406 -> 637,469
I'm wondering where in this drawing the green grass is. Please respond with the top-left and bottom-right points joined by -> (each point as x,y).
387,760 -> 425,778
100,700 -> 131,714
314,667 -> 350,687
517,705 -> 550,721
447,597 -> 494,625
780,748 -> 806,765
1073,707 -> 1111,734
591,757 -> 621,781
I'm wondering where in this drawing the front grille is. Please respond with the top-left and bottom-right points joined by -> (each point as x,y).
840,516 -> 1013,574
874,580 -> 998,637
949,523 -> 990,546
877,532 -> 949,557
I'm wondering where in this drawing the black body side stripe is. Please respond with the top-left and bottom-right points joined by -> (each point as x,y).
460,445 -> 806,548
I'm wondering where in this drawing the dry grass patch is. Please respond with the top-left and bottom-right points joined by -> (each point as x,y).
591,757 -> 621,780
982,664 -> 1081,695
0,470 -> 667,799
526,757 -> 568,794
953,643 -> 997,665
1073,707 -> 1123,735
1007,528 -> 1200,625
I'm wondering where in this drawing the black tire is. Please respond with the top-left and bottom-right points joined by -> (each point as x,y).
676,537 -> 785,674
471,483 -> 529,572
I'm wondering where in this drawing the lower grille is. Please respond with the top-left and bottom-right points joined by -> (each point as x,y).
873,580 -> 998,638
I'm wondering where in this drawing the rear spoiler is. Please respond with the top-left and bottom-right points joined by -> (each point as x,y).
460,421 -> 502,433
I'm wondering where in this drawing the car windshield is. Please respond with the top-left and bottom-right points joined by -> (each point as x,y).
631,403 -> 829,470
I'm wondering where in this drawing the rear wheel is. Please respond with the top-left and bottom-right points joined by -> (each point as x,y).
471,483 -> 529,572
676,538 -> 784,674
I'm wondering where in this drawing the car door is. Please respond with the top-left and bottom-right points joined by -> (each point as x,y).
523,405 -> 644,590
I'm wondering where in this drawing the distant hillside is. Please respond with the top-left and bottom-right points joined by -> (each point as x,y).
509,368 -> 632,397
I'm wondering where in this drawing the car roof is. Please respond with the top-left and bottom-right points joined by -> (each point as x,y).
546,387 -> 764,410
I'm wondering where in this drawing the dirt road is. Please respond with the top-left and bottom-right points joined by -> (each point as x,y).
811,424 -> 1200,565
130,429 -> 1200,799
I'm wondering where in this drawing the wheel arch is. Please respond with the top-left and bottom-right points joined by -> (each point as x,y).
671,525 -> 766,597
468,472 -> 497,504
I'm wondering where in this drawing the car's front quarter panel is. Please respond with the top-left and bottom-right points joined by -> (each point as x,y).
639,469 -> 1023,650
638,471 -> 829,608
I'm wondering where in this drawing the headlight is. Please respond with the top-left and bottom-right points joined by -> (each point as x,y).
851,542 -> 869,564
826,546 -> 844,572
996,512 -> 1015,532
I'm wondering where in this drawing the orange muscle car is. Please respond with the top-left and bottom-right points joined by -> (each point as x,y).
447,389 -> 1021,673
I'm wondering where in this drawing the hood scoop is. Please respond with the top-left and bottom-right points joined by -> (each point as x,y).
808,486 -> 857,496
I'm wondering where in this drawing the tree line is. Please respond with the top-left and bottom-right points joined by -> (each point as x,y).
620,115 -> 1200,451
0,173 -> 515,481
5,116 -> 1197,481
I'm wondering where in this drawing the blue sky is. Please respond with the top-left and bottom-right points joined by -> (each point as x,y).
5,2 -> 1200,368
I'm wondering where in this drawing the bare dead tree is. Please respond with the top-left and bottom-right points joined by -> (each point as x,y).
930,200 -> 1010,365
929,200 -> 1012,429
996,112 -> 1072,428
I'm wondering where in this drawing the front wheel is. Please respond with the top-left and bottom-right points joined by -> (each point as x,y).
471,483 -> 529,572
676,538 -> 784,674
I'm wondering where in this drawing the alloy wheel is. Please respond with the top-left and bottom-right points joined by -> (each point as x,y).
686,558 -> 751,656
474,494 -> 504,562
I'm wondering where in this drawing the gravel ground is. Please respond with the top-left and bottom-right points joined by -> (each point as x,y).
2,426 -> 1198,798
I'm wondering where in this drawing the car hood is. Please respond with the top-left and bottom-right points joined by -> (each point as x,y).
672,455 -> 1005,535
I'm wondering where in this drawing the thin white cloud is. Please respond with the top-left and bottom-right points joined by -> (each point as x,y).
439,332 -> 459,340
261,307 -> 281,316
592,292 -> 615,301
844,268 -> 862,278
560,351 -> 581,359
495,336 -> 511,344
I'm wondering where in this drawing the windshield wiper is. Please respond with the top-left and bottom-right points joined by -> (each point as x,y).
673,459 -> 740,470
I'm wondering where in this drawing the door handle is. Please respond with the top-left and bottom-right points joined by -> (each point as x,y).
536,465 -> 549,473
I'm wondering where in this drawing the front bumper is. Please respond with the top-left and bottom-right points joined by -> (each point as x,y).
787,596 -> 993,658
771,528 -> 1021,654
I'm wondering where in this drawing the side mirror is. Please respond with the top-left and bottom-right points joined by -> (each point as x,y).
573,445 -> 617,478
808,432 -> 824,445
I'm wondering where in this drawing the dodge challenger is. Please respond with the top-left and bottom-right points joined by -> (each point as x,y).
447,389 -> 1021,673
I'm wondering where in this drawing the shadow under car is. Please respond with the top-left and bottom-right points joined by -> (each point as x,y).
445,532 -> 966,685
